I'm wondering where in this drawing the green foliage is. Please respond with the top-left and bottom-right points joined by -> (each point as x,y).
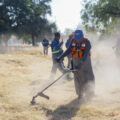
81,0 -> 120,33
0,0 -> 57,46
0,1 -> 12,34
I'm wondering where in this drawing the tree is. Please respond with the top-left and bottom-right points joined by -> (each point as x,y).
0,0 -> 57,46
0,0 -> 13,46
8,0 -> 53,46
81,0 -> 120,33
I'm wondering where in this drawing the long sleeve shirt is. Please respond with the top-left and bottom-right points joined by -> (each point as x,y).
59,38 -> 91,62
51,39 -> 63,59
42,39 -> 49,47
65,38 -> 72,48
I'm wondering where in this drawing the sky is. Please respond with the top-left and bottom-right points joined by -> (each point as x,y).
50,0 -> 83,33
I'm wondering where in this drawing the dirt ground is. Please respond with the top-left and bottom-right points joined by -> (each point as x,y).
0,46 -> 120,120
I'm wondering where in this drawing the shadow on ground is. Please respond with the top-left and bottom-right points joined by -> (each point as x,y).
42,98 -> 85,120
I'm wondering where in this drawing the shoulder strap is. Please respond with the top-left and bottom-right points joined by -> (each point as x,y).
82,38 -> 88,43
72,40 -> 77,43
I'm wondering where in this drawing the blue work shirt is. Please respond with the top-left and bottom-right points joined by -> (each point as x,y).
42,39 -> 49,47
65,38 -> 72,48
51,39 -> 63,59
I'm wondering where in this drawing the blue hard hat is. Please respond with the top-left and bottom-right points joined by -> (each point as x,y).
74,30 -> 83,40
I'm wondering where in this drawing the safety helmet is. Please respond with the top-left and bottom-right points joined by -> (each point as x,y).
74,30 -> 83,40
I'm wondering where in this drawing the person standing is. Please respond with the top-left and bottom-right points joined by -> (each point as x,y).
42,38 -> 49,55
57,30 -> 95,100
113,37 -> 120,57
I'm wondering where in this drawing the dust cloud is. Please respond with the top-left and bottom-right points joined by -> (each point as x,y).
0,36 -> 120,120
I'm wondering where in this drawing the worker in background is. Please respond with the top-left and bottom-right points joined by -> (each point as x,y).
42,38 -> 49,55
113,36 -> 120,57
50,32 -> 65,78
65,33 -> 74,80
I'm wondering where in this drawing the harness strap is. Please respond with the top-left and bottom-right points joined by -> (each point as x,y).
71,39 -> 87,58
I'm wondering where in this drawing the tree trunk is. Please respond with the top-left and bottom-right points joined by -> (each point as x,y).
0,34 -> 2,46
0,34 -> 10,47
4,34 -> 10,47
32,34 -> 36,46
0,34 -> 10,53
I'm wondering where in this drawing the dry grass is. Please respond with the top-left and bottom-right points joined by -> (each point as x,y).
0,47 -> 120,120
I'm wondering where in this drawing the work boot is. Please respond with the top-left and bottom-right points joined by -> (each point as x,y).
78,93 -> 85,101
77,94 -> 86,104
78,95 -> 82,100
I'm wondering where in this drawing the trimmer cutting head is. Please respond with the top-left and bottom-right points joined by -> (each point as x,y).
31,97 -> 36,105
30,93 -> 49,105
30,72 -> 70,105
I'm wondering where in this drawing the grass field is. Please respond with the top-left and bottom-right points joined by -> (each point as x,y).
0,46 -> 120,120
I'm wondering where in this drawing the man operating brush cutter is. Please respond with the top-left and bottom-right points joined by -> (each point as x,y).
30,30 -> 95,105
56,30 -> 95,101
